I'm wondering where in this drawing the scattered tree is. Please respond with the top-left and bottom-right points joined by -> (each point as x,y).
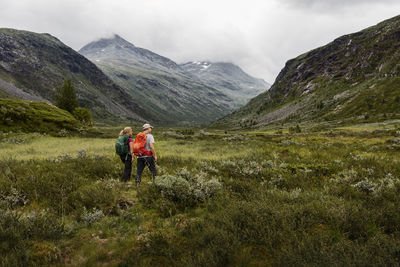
55,79 -> 78,113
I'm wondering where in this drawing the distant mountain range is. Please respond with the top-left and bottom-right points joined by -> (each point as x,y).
180,61 -> 270,108
0,28 -> 146,122
79,35 -> 270,124
218,15 -> 400,128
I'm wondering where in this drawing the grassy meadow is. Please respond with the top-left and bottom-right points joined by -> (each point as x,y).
1,125 -> 400,266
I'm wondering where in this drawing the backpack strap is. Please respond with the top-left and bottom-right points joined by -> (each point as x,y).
126,136 -> 132,156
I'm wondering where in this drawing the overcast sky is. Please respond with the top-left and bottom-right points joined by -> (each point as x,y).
1,0 -> 399,82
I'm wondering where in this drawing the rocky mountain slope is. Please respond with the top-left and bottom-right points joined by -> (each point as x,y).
79,35 -> 232,125
218,15 -> 400,128
180,61 -> 270,109
0,28 -> 146,122
80,35 -> 269,125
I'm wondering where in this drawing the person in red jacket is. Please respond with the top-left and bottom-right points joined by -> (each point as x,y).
135,123 -> 157,186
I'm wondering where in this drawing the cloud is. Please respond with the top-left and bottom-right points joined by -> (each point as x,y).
280,0 -> 400,12
0,0 -> 400,82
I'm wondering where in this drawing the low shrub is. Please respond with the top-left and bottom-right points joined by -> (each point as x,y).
155,169 -> 222,203
0,208 -> 65,265
71,181 -> 119,213
139,168 -> 222,213
80,207 -> 105,225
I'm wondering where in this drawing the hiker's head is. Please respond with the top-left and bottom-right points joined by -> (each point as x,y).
142,123 -> 153,133
119,127 -> 133,136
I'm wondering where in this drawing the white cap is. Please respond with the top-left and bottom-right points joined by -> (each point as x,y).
142,123 -> 153,130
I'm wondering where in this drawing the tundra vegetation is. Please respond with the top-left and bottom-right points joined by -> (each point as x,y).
1,123 -> 400,266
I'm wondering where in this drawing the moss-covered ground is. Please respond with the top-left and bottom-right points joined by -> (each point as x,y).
0,98 -> 81,134
1,126 -> 400,266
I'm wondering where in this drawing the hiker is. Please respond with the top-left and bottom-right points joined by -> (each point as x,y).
116,127 -> 134,182
133,123 -> 157,186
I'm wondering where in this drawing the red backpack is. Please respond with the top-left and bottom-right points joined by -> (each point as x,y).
133,132 -> 152,156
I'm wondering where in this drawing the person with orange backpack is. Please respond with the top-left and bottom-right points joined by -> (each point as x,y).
133,123 -> 157,186
115,127 -> 134,182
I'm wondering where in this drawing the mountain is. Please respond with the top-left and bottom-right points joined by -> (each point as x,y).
79,35 -> 233,125
218,15 -> 400,128
0,28 -> 146,122
180,61 -> 270,108
80,35 -> 269,125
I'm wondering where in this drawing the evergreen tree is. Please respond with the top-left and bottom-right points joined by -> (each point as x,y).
55,79 -> 78,113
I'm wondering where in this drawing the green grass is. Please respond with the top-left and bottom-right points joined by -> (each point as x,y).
334,120 -> 400,132
0,133 -> 263,161
1,128 -> 400,266
0,134 -> 114,161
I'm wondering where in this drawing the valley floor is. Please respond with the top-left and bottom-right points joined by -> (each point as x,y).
1,125 -> 400,266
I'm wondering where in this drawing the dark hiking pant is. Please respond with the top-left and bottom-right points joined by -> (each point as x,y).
136,156 -> 157,185
120,154 -> 132,182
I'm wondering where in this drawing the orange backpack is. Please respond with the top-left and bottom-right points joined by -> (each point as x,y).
133,132 -> 152,156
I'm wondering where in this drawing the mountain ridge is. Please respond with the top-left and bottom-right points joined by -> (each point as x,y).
217,14 -> 400,128
79,35 -> 269,125
180,61 -> 270,108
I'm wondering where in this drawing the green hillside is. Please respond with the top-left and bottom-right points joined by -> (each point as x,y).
0,98 -> 80,134
218,15 -> 400,128
0,29 -> 146,123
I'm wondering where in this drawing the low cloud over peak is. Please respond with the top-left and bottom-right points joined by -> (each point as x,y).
1,0 -> 400,82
